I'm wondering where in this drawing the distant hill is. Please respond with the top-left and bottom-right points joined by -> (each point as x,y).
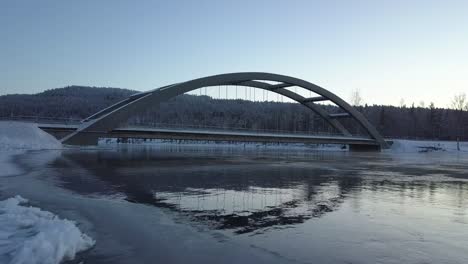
0,86 -> 136,119
1,85 -> 467,140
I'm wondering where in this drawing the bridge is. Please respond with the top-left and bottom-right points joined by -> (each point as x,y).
39,124 -> 382,149
44,72 -> 389,150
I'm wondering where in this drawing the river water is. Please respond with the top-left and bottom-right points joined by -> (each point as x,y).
1,146 -> 468,264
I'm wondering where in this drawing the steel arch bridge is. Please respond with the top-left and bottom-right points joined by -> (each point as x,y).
61,72 -> 389,149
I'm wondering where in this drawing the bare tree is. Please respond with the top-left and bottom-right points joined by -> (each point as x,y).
451,93 -> 467,111
399,98 -> 406,108
350,89 -> 363,106
451,93 -> 467,150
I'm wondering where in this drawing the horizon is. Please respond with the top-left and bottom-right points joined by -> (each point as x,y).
2,0 -> 468,108
0,83 -> 456,109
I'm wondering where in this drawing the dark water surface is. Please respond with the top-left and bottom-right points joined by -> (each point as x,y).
3,146 -> 468,263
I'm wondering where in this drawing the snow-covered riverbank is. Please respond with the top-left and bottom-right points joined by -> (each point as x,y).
389,139 -> 468,153
0,121 -> 95,264
100,137 -> 468,153
0,121 -> 62,151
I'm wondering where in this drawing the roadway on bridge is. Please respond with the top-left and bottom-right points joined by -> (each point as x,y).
37,123 -> 380,148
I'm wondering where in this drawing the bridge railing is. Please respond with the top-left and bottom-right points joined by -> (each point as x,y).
0,115 -> 372,139
126,122 -> 368,139
0,115 -> 82,125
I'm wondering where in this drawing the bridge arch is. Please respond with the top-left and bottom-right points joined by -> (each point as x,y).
62,72 -> 388,149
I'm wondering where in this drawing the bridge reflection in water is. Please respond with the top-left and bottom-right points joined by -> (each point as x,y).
49,147 -> 468,235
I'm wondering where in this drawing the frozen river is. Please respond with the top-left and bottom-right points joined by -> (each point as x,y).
1,145 -> 468,263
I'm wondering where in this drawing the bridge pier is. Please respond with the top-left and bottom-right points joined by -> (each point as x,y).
62,133 -> 100,146
349,144 -> 381,152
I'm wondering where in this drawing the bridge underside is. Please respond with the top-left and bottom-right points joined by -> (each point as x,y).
40,126 -> 384,151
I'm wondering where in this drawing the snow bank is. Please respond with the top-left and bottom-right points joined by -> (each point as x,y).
0,121 -> 61,150
99,138 -> 347,151
389,139 -> 468,153
0,196 -> 95,264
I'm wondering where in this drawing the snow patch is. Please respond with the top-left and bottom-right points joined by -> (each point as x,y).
0,121 -> 61,150
389,139 -> 468,153
0,196 -> 95,264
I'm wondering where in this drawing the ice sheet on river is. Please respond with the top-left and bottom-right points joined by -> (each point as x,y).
0,196 -> 95,264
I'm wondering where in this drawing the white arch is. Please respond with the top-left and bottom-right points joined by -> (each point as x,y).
62,72 -> 388,148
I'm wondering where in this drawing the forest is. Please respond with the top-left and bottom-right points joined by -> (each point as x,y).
1,85 -> 467,140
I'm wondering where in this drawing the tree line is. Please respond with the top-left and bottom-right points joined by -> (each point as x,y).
1,85 -> 467,140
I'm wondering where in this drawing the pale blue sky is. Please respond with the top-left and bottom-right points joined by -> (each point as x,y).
1,0 -> 467,106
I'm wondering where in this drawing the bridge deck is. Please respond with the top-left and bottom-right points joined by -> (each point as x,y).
116,127 -> 374,141
38,124 -> 380,147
